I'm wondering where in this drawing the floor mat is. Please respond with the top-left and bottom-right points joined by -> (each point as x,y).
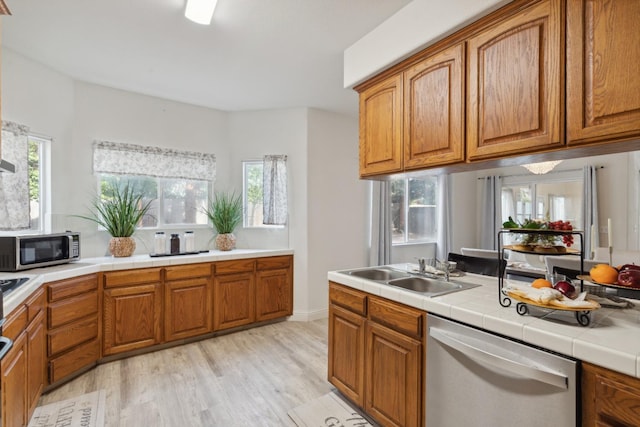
28,389 -> 106,427
288,391 -> 374,426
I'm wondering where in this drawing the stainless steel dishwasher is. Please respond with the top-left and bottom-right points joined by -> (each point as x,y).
426,314 -> 577,427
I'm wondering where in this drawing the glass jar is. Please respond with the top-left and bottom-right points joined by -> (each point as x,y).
170,233 -> 180,254
154,231 -> 166,255
184,231 -> 195,253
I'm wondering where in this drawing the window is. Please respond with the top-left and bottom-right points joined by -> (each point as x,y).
243,161 -> 264,227
27,135 -> 50,232
391,177 -> 437,245
98,174 -> 210,228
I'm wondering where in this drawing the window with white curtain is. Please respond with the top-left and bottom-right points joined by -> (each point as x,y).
242,155 -> 288,228
391,177 -> 438,245
93,141 -> 215,228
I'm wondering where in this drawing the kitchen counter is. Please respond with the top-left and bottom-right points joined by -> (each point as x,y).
328,266 -> 640,379
2,249 -> 293,316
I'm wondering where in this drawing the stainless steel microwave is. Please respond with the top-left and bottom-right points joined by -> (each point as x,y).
0,232 -> 80,271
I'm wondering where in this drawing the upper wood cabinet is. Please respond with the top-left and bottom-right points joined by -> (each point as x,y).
404,42 -> 465,169
467,0 -> 564,160
359,73 -> 404,177
567,0 -> 640,145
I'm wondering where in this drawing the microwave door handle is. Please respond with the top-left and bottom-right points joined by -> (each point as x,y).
429,327 -> 568,390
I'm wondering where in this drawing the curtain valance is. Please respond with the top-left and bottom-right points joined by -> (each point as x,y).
93,140 -> 216,181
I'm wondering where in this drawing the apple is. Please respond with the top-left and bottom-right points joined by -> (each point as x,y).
553,280 -> 576,297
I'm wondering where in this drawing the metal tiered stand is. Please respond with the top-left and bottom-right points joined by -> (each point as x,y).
498,228 -> 593,326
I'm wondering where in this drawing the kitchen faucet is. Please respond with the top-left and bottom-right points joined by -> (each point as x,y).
436,259 -> 452,282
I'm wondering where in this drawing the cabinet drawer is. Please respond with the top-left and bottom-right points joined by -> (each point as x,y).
48,292 -> 98,329
26,288 -> 46,322
103,268 -> 162,288
48,315 -> 98,357
4,305 -> 27,341
215,259 -> 255,274
48,274 -> 97,302
48,338 -> 99,385
329,282 -> 367,316
368,296 -> 424,339
256,255 -> 292,270
164,263 -> 212,281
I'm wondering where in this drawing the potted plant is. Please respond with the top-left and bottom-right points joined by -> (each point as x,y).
76,182 -> 152,257
205,191 -> 243,251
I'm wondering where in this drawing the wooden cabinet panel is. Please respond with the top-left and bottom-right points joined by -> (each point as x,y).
256,255 -> 291,271
329,282 -> 367,316
1,332 -> 27,427
48,292 -> 98,329
582,362 -> 640,426
567,0 -> 640,145
213,272 -> 255,331
48,338 -> 99,385
256,267 -> 292,321
48,316 -> 99,356
215,259 -> 255,275
26,310 -> 45,419
103,283 -> 162,355
164,263 -> 212,281
365,321 -> 421,427
404,42 -> 465,169
368,296 -> 423,340
328,304 -> 365,407
103,268 -> 162,288
467,0 -> 563,160
3,305 -> 27,342
359,73 -> 404,176
48,274 -> 97,302
165,277 -> 212,341
25,288 -> 45,323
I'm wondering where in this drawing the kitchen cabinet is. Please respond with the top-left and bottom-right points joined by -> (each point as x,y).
566,0 -> 640,146
46,274 -> 100,385
359,73 -> 404,177
328,282 -> 367,407
103,268 -> 163,356
404,42 -> 465,169
1,288 -> 46,427
213,259 -> 256,331
582,362 -> 640,426
164,263 -> 213,341
328,283 -> 424,427
255,255 -> 293,321
466,0 -> 563,160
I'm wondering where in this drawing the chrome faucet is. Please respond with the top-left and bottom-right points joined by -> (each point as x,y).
436,259 -> 452,282
416,257 -> 427,274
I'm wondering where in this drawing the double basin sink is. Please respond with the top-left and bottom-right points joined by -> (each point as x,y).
339,266 -> 479,297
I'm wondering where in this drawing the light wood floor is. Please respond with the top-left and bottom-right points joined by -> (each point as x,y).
38,319 -> 332,426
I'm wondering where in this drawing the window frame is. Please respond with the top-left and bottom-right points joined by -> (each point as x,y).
391,176 -> 438,246
242,160 -> 284,229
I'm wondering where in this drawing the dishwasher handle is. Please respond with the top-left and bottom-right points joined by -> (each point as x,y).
429,327 -> 568,390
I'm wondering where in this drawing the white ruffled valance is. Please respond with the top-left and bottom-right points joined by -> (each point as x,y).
0,121 -> 31,230
93,140 -> 216,181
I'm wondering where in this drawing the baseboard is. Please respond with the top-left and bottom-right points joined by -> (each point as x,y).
289,308 -> 328,322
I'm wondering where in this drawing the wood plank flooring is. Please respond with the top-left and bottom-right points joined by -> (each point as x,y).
38,319 -> 331,426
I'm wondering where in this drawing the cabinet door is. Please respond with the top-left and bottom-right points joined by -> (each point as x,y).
165,277 -> 212,341
365,322 -> 421,427
1,332 -> 27,427
582,362 -> 640,426
567,0 -> 640,145
328,304 -> 365,407
467,0 -> 563,160
213,273 -> 255,331
103,283 -> 162,356
359,73 -> 404,177
256,267 -> 292,321
26,310 -> 45,420
404,42 -> 465,169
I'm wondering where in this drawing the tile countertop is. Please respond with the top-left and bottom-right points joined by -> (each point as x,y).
328,265 -> 640,379
2,248 -> 293,317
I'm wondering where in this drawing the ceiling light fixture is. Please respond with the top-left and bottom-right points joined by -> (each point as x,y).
185,0 -> 218,25
522,160 -> 562,175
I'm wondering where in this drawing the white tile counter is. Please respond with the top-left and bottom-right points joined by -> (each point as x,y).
2,249 -> 293,316
328,266 -> 640,379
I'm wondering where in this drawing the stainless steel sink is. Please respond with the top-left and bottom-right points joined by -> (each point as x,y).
338,266 -> 479,297
386,276 -> 477,296
343,267 -> 411,281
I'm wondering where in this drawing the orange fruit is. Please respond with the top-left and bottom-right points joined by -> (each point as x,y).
532,278 -> 553,288
590,264 -> 619,284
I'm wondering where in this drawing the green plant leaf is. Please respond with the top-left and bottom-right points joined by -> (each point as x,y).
204,191 -> 243,234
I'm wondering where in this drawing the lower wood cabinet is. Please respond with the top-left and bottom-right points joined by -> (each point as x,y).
1,332 -> 27,427
582,362 -> 640,426
328,282 -> 424,427
165,263 -> 213,341
213,259 -> 256,331
256,256 -> 293,321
